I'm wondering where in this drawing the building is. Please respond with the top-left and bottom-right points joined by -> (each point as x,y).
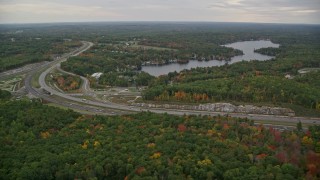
91,72 -> 103,79
285,74 -> 294,79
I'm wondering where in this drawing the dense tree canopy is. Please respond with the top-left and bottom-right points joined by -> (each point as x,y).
53,74 -> 82,92
0,100 -> 319,179
0,89 -> 11,100
144,76 -> 320,110
0,34 -> 82,72
135,23 -> 320,116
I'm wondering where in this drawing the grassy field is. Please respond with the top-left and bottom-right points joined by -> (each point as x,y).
31,71 -> 41,88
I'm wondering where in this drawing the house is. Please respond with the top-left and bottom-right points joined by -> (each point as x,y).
285,74 -> 293,79
91,72 -> 103,79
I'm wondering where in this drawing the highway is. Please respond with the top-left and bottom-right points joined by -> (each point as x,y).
0,61 -> 49,81
23,42 -> 128,115
23,41 -> 320,127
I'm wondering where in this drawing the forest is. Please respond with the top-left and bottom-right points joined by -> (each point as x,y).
60,33 -> 243,87
135,23 -> 320,116
54,23 -> 320,114
1,23 -> 320,179
0,89 -> 11,99
1,22 -> 319,116
52,74 -> 82,92
144,75 -> 320,108
0,95 -> 320,179
0,29 -> 82,72
254,47 -> 281,56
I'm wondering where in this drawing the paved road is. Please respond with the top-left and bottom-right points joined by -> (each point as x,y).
38,41 -> 94,95
0,61 -> 49,80
24,41 -> 320,127
24,42 -> 125,115
35,41 -> 143,113
147,108 -> 320,125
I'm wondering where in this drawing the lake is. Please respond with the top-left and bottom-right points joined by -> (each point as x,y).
141,40 -> 280,76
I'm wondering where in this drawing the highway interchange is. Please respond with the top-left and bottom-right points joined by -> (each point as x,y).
1,41 -> 319,128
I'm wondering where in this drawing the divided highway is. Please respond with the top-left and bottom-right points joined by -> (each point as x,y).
24,41 -> 320,126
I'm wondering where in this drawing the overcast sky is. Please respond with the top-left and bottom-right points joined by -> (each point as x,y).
0,0 -> 319,24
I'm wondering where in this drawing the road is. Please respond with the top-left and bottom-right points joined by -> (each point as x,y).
23,41 -> 320,127
0,61 -> 50,81
24,42 -> 126,115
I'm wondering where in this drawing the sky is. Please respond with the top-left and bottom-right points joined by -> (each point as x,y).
0,0 -> 319,24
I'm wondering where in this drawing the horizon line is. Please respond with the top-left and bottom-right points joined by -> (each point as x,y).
1,20 -> 320,26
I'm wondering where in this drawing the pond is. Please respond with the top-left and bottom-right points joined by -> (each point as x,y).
141,40 -> 280,76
